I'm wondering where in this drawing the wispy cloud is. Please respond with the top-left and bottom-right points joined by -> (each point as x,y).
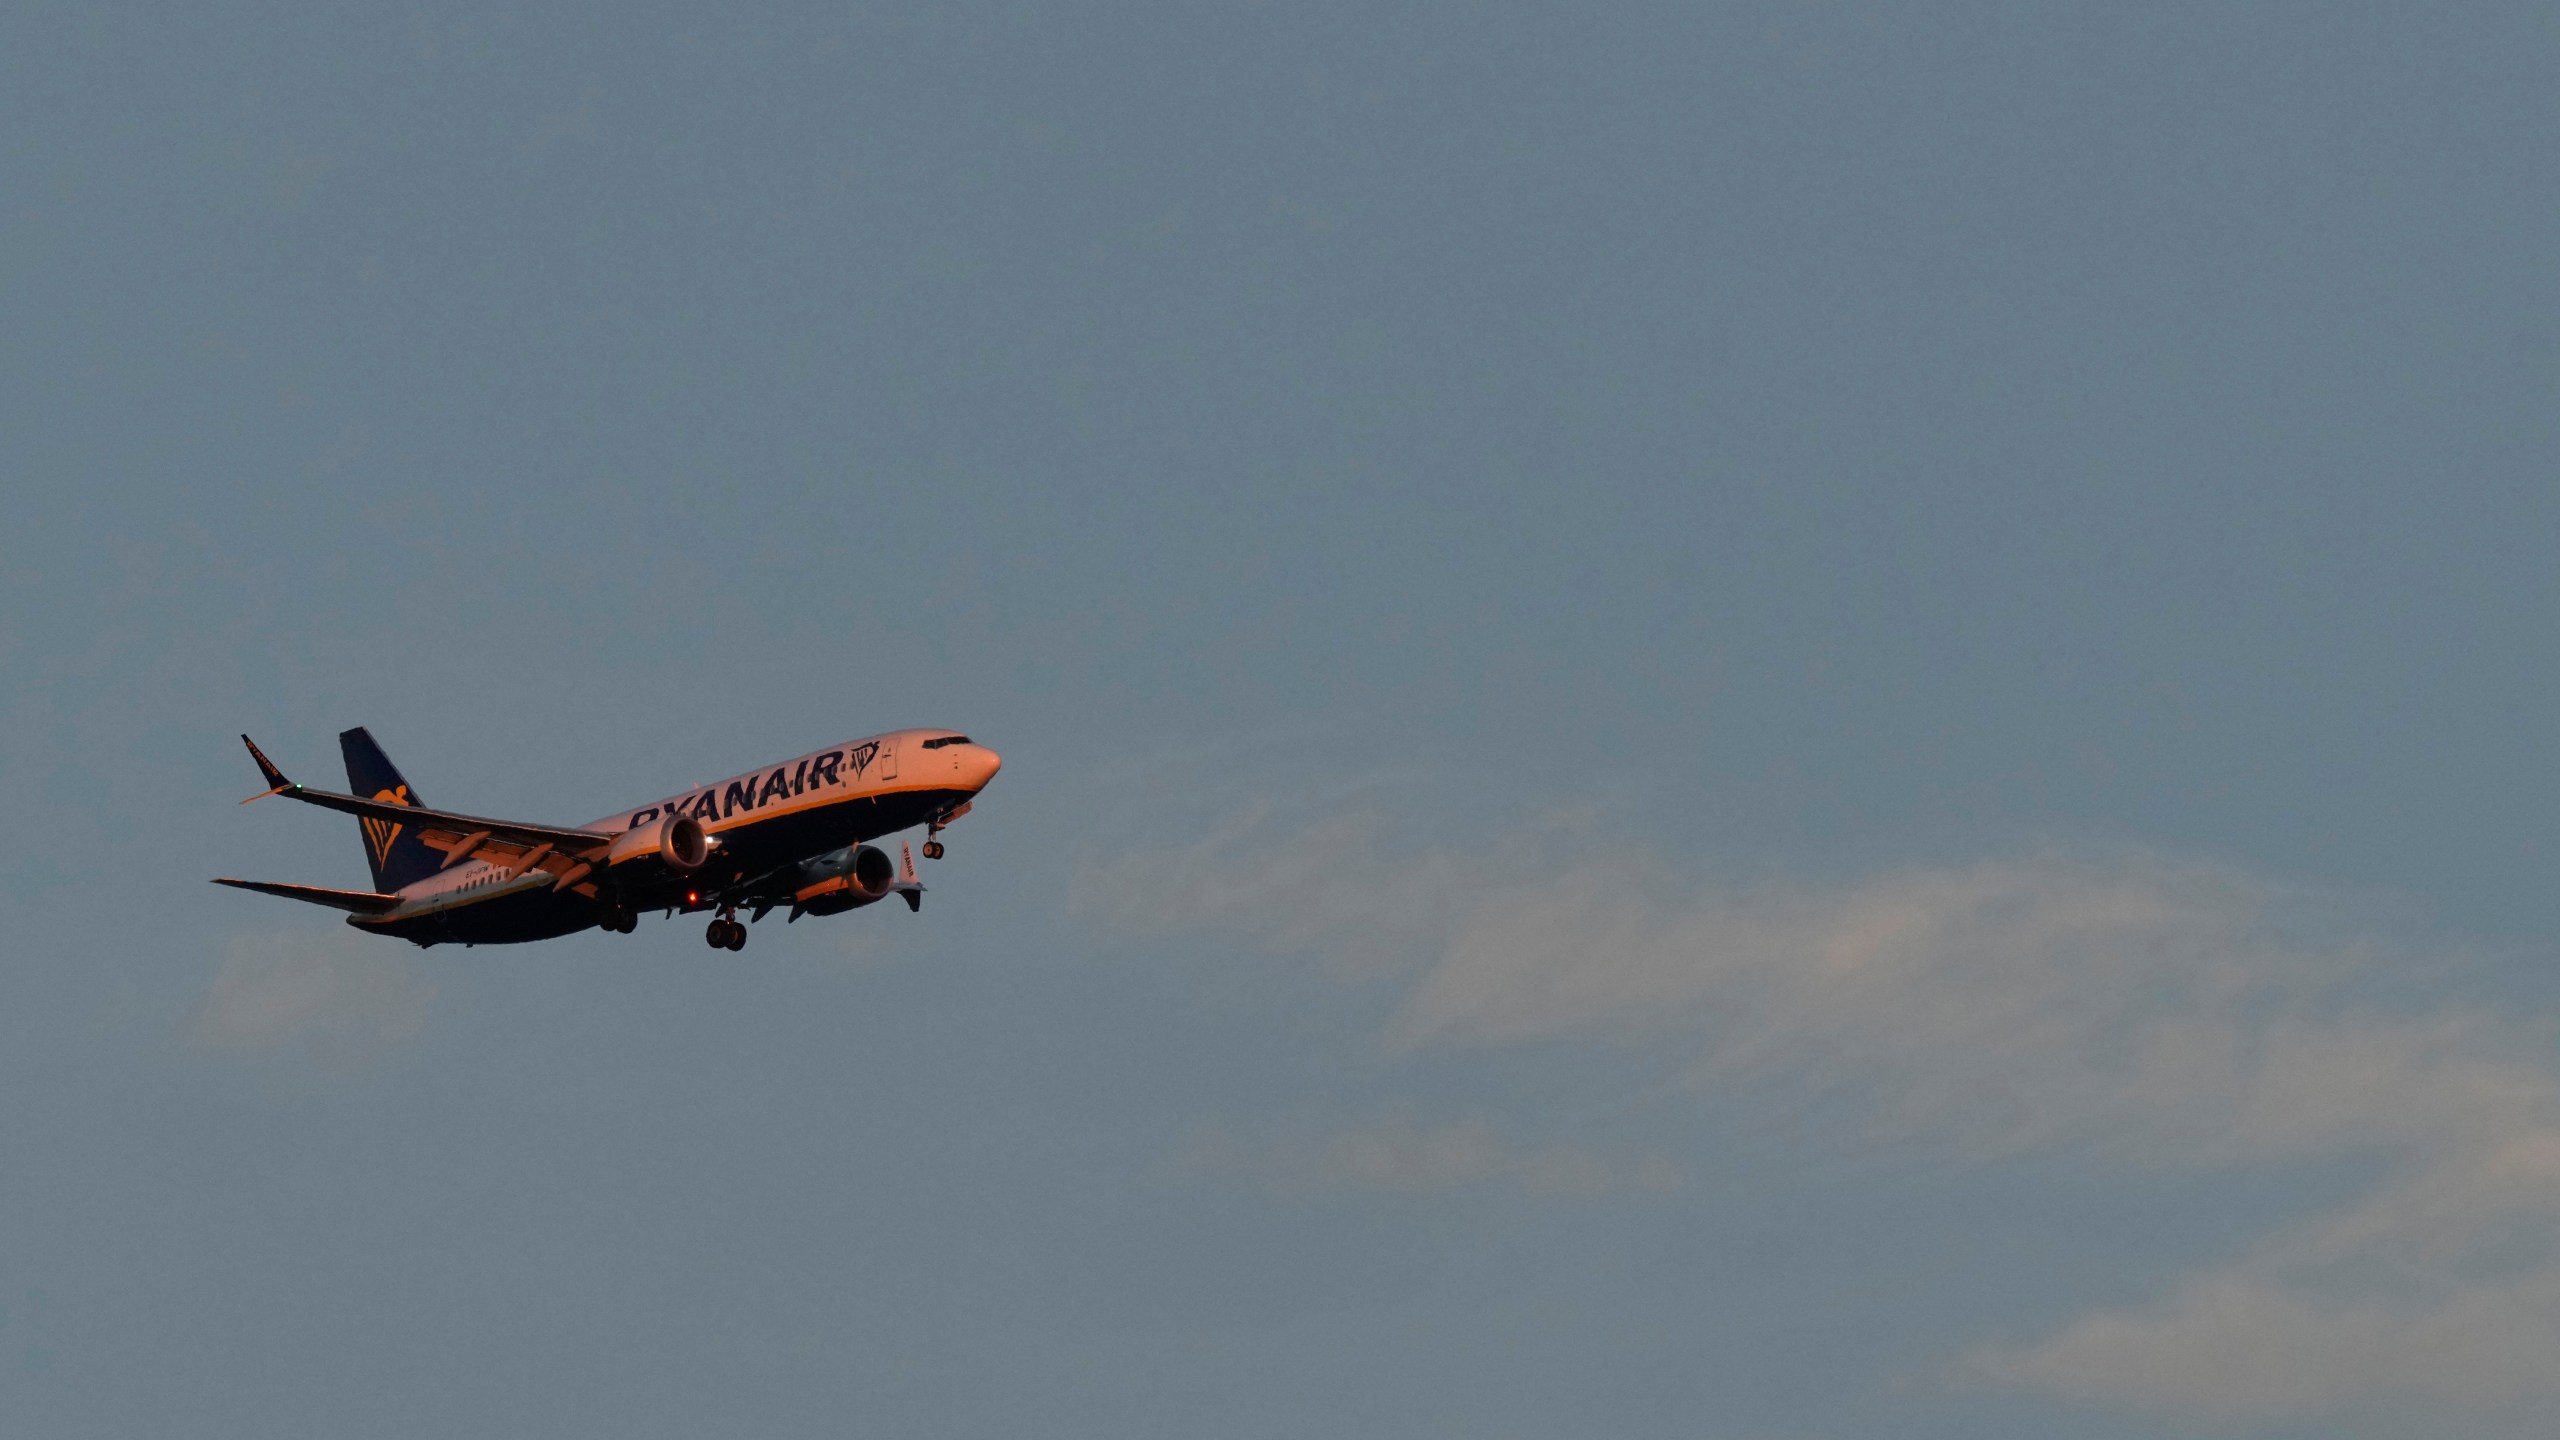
193,927 -> 436,1069
1076,803 -> 1480,976
1184,1112 -> 1683,1199
1086,807 -> 2560,1425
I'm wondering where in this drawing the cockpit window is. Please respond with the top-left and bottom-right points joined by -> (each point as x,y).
920,734 -> 972,749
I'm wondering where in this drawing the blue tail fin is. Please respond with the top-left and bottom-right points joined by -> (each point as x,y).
340,727 -> 440,892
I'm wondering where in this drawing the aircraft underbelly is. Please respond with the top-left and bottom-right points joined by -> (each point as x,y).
361,886 -> 596,946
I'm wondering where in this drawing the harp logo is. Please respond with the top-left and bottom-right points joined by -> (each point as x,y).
362,785 -> 413,867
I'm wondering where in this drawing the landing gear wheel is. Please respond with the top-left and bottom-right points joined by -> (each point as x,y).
921,840 -> 944,860
725,924 -> 747,952
599,906 -> 633,934
705,918 -> 739,949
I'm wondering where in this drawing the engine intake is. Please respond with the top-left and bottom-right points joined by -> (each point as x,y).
792,844 -> 895,913
606,811 -> 710,874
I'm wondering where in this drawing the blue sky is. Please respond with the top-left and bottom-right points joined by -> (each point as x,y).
8,4 -> 2560,1435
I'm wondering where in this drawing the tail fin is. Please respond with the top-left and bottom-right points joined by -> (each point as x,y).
340,727 -> 440,892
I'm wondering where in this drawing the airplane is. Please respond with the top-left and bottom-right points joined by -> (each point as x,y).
215,727 -> 1002,950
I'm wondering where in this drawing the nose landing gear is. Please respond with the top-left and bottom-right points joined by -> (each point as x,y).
921,803 -> 971,861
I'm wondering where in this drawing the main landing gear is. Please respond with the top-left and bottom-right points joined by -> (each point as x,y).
705,911 -> 747,951
596,902 -> 637,934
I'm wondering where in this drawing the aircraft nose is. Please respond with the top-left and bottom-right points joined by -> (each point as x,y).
967,744 -> 1003,789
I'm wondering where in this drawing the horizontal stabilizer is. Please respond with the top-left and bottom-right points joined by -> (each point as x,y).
212,878 -> 404,914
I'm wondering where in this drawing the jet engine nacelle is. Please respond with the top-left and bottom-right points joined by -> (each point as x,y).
606,811 -> 711,874
791,844 -> 895,915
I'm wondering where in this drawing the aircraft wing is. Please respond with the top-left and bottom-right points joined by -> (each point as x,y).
211,878 -> 405,914
238,735 -> 615,886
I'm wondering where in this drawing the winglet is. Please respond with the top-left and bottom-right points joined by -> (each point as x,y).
898,842 -> 924,912
238,734 -> 295,803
